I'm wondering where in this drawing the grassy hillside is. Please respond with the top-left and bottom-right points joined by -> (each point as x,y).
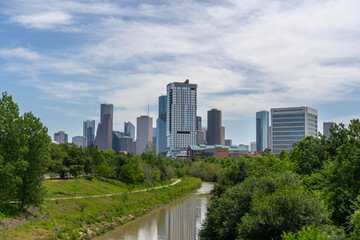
44,177 -> 173,199
1,177 -> 201,240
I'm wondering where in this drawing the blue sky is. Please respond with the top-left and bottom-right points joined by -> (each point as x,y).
1,0 -> 360,145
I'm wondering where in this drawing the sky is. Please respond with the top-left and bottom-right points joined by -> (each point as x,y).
0,0 -> 360,146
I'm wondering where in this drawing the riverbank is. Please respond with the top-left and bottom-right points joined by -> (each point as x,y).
0,177 -> 202,239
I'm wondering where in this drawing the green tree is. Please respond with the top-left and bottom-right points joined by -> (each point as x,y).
289,136 -> 329,175
200,172 -> 329,240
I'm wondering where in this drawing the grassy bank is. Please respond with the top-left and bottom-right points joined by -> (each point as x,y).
1,177 -> 202,240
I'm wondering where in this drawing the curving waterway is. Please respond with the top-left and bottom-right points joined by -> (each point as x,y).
95,182 -> 214,240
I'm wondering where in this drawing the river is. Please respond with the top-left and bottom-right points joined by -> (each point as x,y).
95,182 -> 214,240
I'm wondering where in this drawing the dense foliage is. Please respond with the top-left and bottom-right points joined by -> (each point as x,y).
0,92 -> 51,212
199,120 -> 360,240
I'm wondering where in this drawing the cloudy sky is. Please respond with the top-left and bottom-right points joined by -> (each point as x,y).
1,0 -> 360,145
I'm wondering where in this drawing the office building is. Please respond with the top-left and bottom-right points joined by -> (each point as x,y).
124,121 -> 135,141
119,136 -> 134,153
94,104 -> 113,150
72,136 -> 87,148
250,141 -> 256,152
256,111 -> 269,152
196,116 -> 202,131
156,95 -> 167,156
166,80 -> 198,158
323,122 -> 335,139
112,131 -> 124,152
221,126 -> 225,145
207,109 -> 222,145
83,120 -> 95,146
268,126 -> 272,150
136,115 -> 153,155
54,131 -> 68,144
271,106 -> 318,154
225,139 -> 232,146
153,127 -> 157,152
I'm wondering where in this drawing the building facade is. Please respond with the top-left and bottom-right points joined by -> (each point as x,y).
156,95 -> 167,156
166,80 -> 197,158
207,109 -> 222,145
136,115 -> 153,155
256,110 -> 269,152
54,131 -> 68,144
323,122 -> 335,139
83,120 -> 95,146
124,121 -> 135,141
187,144 -> 249,159
271,106 -> 318,155
72,136 -> 87,148
94,104 -> 113,150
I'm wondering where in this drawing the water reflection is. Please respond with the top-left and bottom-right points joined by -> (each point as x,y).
95,182 -> 213,240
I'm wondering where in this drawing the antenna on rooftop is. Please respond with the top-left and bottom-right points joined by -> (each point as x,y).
147,97 -> 149,116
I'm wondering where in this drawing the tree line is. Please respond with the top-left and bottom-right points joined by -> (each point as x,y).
198,120 -> 360,240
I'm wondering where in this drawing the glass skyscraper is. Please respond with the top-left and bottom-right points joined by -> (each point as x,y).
256,111 -> 269,152
271,106 -> 318,155
124,121 -> 135,141
94,104 -> 113,150
156,95 -> 167,156
83,120 -> 95,146
166,80 -> 197,158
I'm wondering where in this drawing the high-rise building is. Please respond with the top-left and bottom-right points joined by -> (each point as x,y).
166,80 -> 197,158
124,121 -> 135,141
72,136 -> 87,148
156,95 -> 167,156
225,139 -> 232,146
136,115 -> 153,155
221,126 -> 225,145
256,111 -> 269,151
54,131 -> 68,144
119,136 -> 134,154
112,131 -> 124,152
271,106 -> 318,154
207,109 -> 222,145
83,120 -> 95,146
323,122 -> 335,139
153,127 -> 157,152
268,126 -> 272,150
196,116 -> 202,131
94,104 -> 113,150
250,141 -> 256,152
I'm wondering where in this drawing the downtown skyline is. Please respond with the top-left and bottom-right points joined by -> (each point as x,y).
1,0 -> 360,145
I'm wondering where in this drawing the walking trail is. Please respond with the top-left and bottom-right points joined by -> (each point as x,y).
45,179 -> 182,201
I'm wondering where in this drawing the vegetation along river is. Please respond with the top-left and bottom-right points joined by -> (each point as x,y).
95,182 -> 214,240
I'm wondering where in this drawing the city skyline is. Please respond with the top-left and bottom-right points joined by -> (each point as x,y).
1,1 -> 360,145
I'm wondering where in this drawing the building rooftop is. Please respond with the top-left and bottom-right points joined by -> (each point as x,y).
188,144 -> 248,151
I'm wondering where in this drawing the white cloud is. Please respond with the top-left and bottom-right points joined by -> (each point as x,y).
10,11 -> 72,29
1,0 -> 360,137
0,48 -> 40,60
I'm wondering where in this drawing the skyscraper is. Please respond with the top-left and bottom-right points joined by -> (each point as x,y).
166,80 -> 197,158
323,122 -> 335,139
271,106 -> 318,154
196,116 -> 202,131
256,111 -> 269,151
136,115 -> 153,155
207,109 -> 222,145
72,136 -> 87,148
83,120 -> 95,146
156,95 -> 167,156
94,104 -> 113,150
112,131 -> 124,152
54,131 -> 68,144
124,121 -> 135,141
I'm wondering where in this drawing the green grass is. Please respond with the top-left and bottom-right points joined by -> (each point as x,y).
44,177 -> 173,199
2,177 -> 202,240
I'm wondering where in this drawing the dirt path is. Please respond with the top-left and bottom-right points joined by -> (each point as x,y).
45,179 -> 182,201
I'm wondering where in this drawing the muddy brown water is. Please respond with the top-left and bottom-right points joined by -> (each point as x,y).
94,182 -> 214,240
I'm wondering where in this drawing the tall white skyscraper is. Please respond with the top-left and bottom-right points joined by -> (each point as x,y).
166,80 -> 197,158
271,106 -> 318,154
136,115 -> 153,155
